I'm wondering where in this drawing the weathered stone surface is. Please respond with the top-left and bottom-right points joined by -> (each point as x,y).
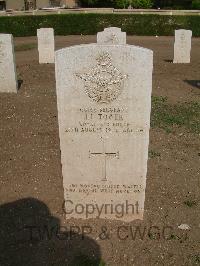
97,27 -> 126,45
37,28 -> 55,64
55,44 -> 153,222
0,34 -> 17,93
173,29 -> 192,63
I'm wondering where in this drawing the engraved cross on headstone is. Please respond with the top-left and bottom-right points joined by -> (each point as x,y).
106,34 -> 118,44
89,142 -> 119,182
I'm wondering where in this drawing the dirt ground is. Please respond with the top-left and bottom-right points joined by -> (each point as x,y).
0,36 -> 200,266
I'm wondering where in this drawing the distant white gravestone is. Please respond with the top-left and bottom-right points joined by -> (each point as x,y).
37,28 -> 55,64
97,27 -> 126,45
173,29 -> 192,63
0,34 -> 17,93
55,44 -> 153,222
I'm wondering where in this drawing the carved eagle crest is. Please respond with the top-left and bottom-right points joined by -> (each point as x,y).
76,52 -> 127,104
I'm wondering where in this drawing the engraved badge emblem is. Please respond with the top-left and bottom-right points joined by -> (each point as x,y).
76,52 -> 127,104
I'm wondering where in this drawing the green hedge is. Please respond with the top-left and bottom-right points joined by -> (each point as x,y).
0,14 -> 199,37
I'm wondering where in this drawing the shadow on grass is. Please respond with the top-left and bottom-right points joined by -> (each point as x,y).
184,80 -> 200,89
15,43 -> 37,52
17,79 -> 23,90
0,198 -> 103,266
164,59 -> 173,63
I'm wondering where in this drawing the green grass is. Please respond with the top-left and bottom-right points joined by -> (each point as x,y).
151,96 -> 200,134
191,254 -> 200,264
99,261 -> 106,266
148,231 -> 161,240
168,234 -> 178,240
72,254 -> 106,266
148,150 -> 161,159
184,200 -> 197,207
15,43 -> 37,51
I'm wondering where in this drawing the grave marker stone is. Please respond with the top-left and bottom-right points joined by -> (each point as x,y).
37,28 -> 55,64
0,34 -> 17,93
55,44 -> 153,222
173,29 -> 192,63
97,27 -> 126,45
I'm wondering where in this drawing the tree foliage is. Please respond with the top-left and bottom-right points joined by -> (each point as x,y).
192,0 -> 200,9
115,0 -> 130,8
79,0 -> 193,8
114,0 -> 153,8
131,0 -> 153,8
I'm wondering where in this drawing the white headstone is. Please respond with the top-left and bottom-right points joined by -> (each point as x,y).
173,29 -> 192,63
55,44 -> 153,222
0,34 -> 17,93
97,27 -> 126,45
37,28 -> 55,64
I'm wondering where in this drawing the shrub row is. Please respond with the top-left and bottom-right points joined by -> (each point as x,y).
0,14 -> 199,37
